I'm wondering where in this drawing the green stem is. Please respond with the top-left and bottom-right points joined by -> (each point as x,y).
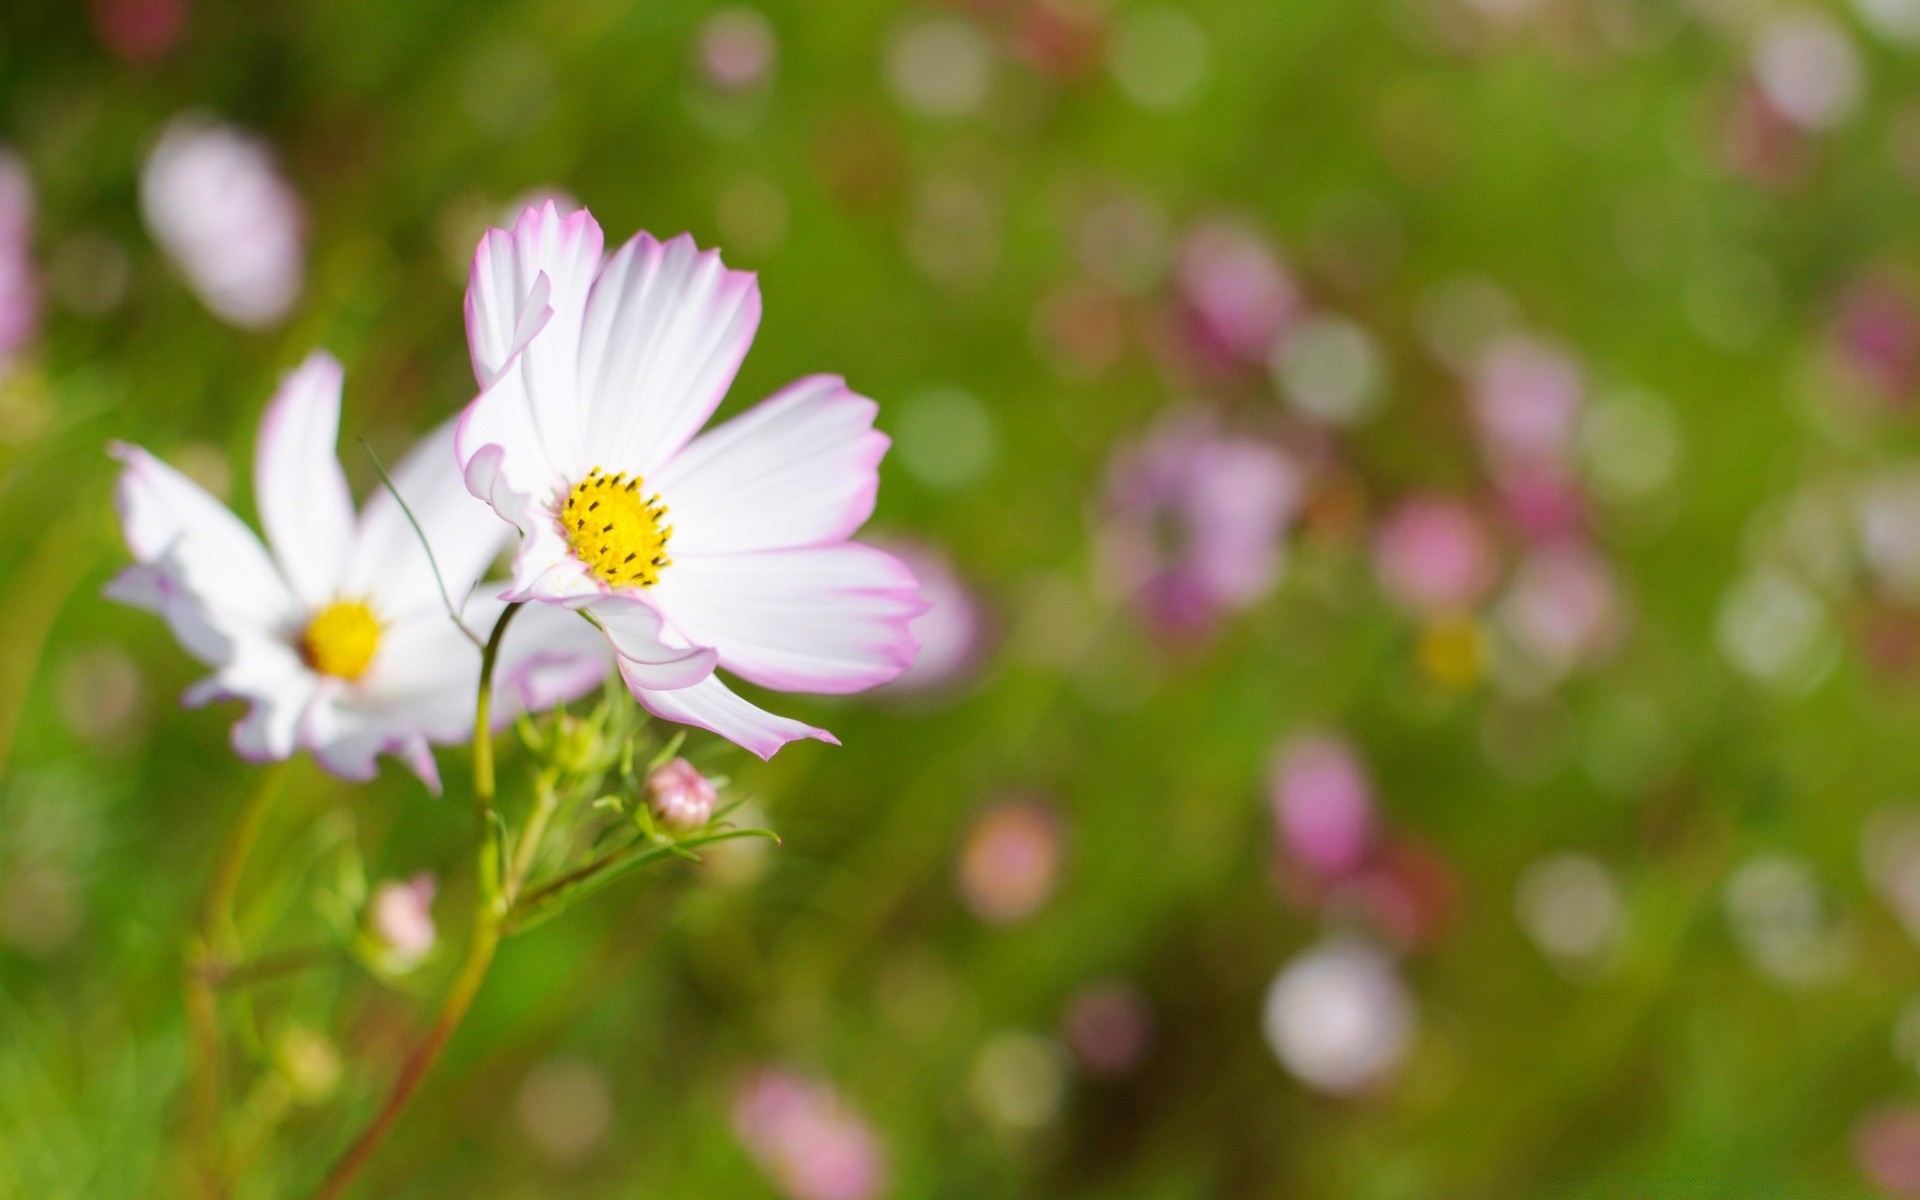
307,603 -> 520,1200
184,761 -> 292,1200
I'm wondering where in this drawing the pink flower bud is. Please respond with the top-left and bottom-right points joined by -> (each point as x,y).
368,873 -> 436,967
645,757 -> 717,830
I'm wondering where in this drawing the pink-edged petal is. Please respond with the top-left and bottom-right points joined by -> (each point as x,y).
632,673 -> 837,761
110,441 -> 298,630
300,695 -> 443,792
585,594 -> 719,690
461,443 -> 600,603
578,232 -> 761,476
460,202 -> 604,484
360,598 -> 610,743
650,376 -> 887,556
105,558 -> 233,665
254,351 -> 355,608
344,417 -> 512,622
493,601 -> 612,715
649,542 -> 924,694
222,648 -> 319,763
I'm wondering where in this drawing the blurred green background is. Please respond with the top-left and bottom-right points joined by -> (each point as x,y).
12,0 -> 1920,1195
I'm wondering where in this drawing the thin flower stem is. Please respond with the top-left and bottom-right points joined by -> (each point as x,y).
307,602 -> 520,1200
504,774 -> 560,907
184,761 -> 292,1200
357,440 -> 484,650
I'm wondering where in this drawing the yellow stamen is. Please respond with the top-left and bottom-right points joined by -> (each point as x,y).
301,600 -> 382,681
561,467 -> 674,589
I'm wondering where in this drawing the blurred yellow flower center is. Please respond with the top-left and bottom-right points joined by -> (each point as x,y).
563,467 -> 674,589
300,600 -> 382,681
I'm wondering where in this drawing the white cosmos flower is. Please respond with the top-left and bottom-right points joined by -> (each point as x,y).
455,203 -> 925,758
107,350 -> 608,790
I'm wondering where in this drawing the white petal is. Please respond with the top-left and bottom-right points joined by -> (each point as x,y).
254,351 -> 356,607
358,598 -> 609,744
650,543 -> 924,694
344,417 -> 511,622
632,673 -> 836,760
218,644 -> 318,763
110,440 -> 298,632
651,376 -> 887,556
456,443 -> 590,603
460,202 -> 604,486
585,594 -> 719,690
300,696 -> 442,792
578,232 -> 761,476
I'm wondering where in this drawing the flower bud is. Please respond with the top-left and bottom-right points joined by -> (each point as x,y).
275,1024 -> 342,1103
366,872 -> 435,970
645,757 -> 717,830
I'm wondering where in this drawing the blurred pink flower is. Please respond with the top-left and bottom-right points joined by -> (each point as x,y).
1831,274 -> 1920,401
140,114 -> 305,328
699,8 -> 777,92
1106,417 -> 1301,636
1855,1104 -> 1920,1196
733,1070 -> 887,1200
1496,465 -> 1587,545
1498,542 -> 1622,672
0,152 -> 39,373
367,873 -> 436,968
645,756 -> 718,830
878,541 -> 986,694
1060,980 -> 1153,1078
1173,220 -> 1301,368
1270,733 -> 1374,879
1372,496 -> 1497,615
958,799 -> 1062,924
1471,336 -> 1583,469
91,0 -> 187,63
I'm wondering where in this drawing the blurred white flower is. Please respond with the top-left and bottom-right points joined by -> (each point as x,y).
1753,12 -> 1862,132
1516,853 -> 1624,973
1262,938 -> 1415,1095
140,114 -> 305,328
108,352 -> 607,789
1724,854 -> 1852,987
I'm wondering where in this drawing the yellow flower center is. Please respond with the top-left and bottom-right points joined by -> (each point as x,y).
562,467 -> 674,589
300,600 -> 382,681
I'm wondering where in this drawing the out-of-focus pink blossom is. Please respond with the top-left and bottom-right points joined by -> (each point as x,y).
1471,336 -> 1583,469
1831,274 -> 1920,401
1351,839 -> 1460,952
957,799 -> 1062,924
1855,1104 -> 1920,1196
733,1070 -> 887,1200
1060,980 -> 1153,1078
0,152 -> 40,373
645,757 -> 718,830
1724,82 -> 1812,190
1270,734 -> 1375,879
699,8 -> 777,92
1173,220 -> 1301,368
367,873 -> 436,969
1498,543 -> 1622,672
1014,0 -> 1108,80
140,114 -> 305,328
1372,497 -> 1497,615
1496,466 -> 1587,544
878,541 -> 986,694
91,0 -> 187,63
1106,417 -> 1301,637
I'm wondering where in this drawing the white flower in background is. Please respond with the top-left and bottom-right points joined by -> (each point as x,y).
140,114 -> 305,328
455,203 -> 924,758
107,351 -> 607,790
1262,937 -> 1415,1095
